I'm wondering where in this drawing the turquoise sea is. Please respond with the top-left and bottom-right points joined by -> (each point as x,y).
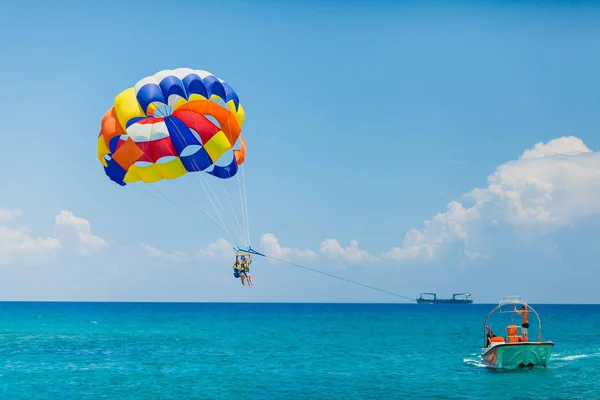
0,302 -> 598,399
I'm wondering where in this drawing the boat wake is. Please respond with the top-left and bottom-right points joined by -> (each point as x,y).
553,352 -> 600,362
463,353 -> 489,368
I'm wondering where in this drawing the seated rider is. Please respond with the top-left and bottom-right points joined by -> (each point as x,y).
486,326 -> 496,347
233,258 -> 246,286
241,255 -> 253,286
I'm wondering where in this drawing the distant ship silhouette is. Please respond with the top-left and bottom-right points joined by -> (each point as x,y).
415,293 -> 473,304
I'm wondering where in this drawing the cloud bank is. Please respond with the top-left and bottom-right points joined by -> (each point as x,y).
382,136 -> 600,261
0,209 -> 107,266
55,211 -> 108,255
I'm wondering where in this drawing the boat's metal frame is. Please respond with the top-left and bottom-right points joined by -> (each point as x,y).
482,296 -> 543,346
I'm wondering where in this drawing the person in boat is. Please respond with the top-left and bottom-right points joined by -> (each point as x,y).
486,326 -> 496,347
513,304 -> 529,341
233,258 -> 247,286
241,255 -> 253,286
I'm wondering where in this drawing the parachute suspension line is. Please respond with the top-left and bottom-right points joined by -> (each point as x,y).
134,181 -> 164,202
260,254 -> 416,302
239,164 -> 251,246
223,187 -> 247,248
235,171 -> 248,246
195,166 -> 245,247
190,169 -> 242,249
171,164 -> 239,243
140,182 -> 180,209
171,178 -> 240,249
129,182 -> 161,202
132,180 -> 236,249
171,179 -> 226,234
198,171 -> 245,246
129,174 -> 243,254
165,119 -> 245,249
180,189 -> 238,249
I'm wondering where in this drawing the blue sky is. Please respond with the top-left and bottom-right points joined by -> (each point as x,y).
1,0 -> 600,303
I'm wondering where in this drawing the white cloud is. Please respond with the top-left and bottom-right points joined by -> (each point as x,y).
382,200 -> 481,261
260,233 -> 317,261
0,209 -> 60,266
520,136 -> 590,159
383,136 -> 600,261
198,238 -> 235,260
484,137 -> 600,227
138,234 -> 317,265
320,239 -> 376,263
0,209 -> 21,223
141,244 -> 187,262
139,238 -> 236,263
55,210 -> 108,255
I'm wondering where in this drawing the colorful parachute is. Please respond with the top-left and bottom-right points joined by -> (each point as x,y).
97,68 -> 246,186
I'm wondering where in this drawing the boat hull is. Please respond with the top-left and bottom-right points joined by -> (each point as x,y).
481,342 -> 554,369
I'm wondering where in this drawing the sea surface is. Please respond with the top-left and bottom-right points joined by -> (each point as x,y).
0,302 -> 598,399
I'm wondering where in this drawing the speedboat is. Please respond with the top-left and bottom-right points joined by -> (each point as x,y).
481,296 -> 554,369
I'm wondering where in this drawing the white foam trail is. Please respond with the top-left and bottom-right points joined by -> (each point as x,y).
463,353 -> 489,368
555,353 -> 598,361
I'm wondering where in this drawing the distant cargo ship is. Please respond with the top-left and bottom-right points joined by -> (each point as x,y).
416,292 -> 473,304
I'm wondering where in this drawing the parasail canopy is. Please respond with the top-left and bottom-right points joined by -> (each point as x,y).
97,68 -> 246,187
